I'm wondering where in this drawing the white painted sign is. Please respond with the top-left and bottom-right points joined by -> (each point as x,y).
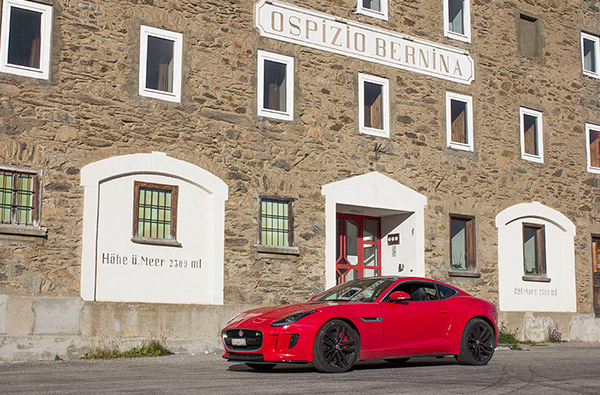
255,0 -> 474,84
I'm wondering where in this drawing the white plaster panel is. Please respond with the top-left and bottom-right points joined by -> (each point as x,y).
80,152 -> 228,305
96,175 -> 211,304
496,202 -> 576,312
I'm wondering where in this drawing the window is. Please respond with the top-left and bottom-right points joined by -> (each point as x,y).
0,165 -> 45,236
517,13 -> 542,60
581,32 -> 599,78
132,181 -> 179,245
586,123 -> 600,173
356,0 -> 388,20
444,0 -> 471,43
257,51 -> 294,121
446,92 -> 474,151
358,73 -> 390,138
0,0 -> 52,79
139,26 -> 183,102
450,215 -> 476,272
522,223 -> 547,279
520,107 -> 544,163
259,196 -> 293,247
592,236 -> 600,317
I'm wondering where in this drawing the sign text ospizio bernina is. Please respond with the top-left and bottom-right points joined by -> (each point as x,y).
255,0 -> 475,85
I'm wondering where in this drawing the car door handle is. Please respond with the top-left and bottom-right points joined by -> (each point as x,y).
439,311 -> 448,314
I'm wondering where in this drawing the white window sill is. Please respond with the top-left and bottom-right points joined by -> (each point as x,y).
131,236 -> 182,248
587,165 -> 600,174
448,142 -> 474,152
254,244 -> 299,256
0,224 -> 47,237
448,270 -> 481,278
258,108 -> 293,121
522,274 -> 551,283
444,31 -> 471,44
521,153 -> 544,164
355,9 -> 388,21
583,70 -> 599,79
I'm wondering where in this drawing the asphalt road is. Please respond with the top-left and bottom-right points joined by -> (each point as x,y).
1,343 -> 599,394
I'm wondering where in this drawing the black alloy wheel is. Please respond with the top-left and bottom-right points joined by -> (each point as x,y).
456,318 -> 495,365
245,363 -> 276,370
313,319 -> 360,373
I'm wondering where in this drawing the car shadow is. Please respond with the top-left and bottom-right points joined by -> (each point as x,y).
227,357 -> 459,374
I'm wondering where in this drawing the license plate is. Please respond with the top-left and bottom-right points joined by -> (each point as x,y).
232,338 -> 247,346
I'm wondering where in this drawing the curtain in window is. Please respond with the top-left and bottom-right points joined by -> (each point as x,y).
523,115 -> 538,155
264,60 -> 287,112
591,129 -> 600,168
451,100 -> 467,143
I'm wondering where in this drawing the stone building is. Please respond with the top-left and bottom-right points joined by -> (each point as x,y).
0,0 -> 599,361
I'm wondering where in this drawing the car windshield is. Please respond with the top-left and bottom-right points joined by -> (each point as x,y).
312,278 -> 396,303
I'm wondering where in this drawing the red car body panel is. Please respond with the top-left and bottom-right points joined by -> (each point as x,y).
222,277 -> 498,364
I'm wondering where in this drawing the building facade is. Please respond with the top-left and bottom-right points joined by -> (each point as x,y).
0,0 -> 599,361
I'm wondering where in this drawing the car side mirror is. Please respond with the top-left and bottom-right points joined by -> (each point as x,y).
389,291 -> 410,302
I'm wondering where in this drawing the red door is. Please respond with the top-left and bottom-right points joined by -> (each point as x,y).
336,214 -> 382,284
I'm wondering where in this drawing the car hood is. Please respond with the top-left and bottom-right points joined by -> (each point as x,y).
225,301 -> 355,327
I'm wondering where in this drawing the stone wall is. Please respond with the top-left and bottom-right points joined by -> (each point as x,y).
0,0 -> 599,353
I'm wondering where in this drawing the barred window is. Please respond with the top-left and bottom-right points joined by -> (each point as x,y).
259,196 -> 293,247
0,166 -> 41,227
133,182 -> 178,240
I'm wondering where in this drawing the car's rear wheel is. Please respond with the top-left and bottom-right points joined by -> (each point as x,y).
455,318 -> 495,365
313,319 -> 360,373
245,363 -> 276,370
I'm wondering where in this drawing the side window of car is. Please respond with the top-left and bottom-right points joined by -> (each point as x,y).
437,283 -> 459,300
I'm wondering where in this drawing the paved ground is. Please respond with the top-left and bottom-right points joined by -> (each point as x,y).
1,343 -> 599,394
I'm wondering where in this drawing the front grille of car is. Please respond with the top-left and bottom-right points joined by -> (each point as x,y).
223,329 -> 263,352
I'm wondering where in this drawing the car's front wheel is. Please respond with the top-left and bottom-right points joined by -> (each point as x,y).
455,318 -> 495,365
312,319 -> 360,373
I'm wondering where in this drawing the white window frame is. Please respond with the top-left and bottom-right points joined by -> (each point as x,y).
356,0 -> 388,21
445,92 -> 474,151
139,26 -> 183,103
581,32 -> 599,79
0,0 -> 52,79
257,50 -> 294,121
443,0 -> 471,43
358,73 -> 390,138
585,123 -> 600,174
519,107 -> 544,164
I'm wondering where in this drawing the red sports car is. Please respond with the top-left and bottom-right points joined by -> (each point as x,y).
221,276 -> 497,373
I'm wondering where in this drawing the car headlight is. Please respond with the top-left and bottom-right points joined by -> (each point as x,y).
270,310 -> 317,327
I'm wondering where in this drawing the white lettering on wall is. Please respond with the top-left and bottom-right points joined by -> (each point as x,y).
255,0 -> 475,84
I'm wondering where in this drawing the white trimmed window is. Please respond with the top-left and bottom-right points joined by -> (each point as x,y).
445,92 -> 474,151
358,73 -> 390,138
257,50 -> 294,121
586,123 -> 600,174
356,0 -> 388,21
139,26 -> 183,103
519,107 -> 544,163
581,32 -> 599,78
0,0 -> 52,79
444,0 -> 471,43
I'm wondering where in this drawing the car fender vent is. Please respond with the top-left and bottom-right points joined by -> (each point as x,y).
360,317 -> 383,322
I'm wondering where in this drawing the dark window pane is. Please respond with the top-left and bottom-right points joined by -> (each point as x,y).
137,187 -> 172,239
363,0 -> 381,12
583,38 -> 597,73
451,99 -> 467,144
263,60 -> 287,111
146,36 -> 174,92
8,7 -> 42,68
364,82 -> 383,129
448,0 -> 464,34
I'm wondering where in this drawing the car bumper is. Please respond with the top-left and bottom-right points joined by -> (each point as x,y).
221,326 -> 315,364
